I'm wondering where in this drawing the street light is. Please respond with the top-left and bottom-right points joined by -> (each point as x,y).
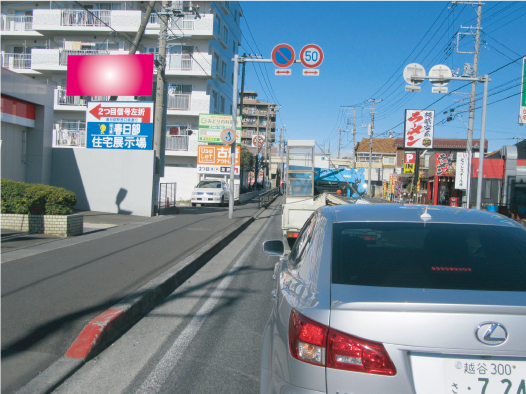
403,63 -> 490,210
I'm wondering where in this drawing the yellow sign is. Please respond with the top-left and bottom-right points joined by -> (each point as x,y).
404,163 -> 415,174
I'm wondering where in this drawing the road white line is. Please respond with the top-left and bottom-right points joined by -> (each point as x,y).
136,204 -> 278,394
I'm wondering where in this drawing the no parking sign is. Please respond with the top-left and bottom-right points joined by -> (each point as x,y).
271,44 -> 295,68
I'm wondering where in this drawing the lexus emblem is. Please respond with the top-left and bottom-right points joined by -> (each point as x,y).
476,322 -> 508,346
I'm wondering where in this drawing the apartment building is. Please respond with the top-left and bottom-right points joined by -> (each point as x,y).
239,90 -> 276,147
1,1 -> 243,201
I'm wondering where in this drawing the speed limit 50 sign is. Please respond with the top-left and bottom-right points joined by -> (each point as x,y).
300,44 -> 323,68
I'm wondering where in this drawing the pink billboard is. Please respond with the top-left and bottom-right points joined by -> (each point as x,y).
66,54 -> 154,96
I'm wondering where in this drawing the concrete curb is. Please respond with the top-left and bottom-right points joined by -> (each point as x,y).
15,200 -> 278,394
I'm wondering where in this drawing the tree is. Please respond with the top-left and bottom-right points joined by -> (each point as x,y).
240,147 -> 255,189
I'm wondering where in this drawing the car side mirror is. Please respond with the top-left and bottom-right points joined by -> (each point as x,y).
262,240 -> 285,256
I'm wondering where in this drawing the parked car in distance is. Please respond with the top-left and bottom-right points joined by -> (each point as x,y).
260,204 -> 526,394
191,179 -> 228,207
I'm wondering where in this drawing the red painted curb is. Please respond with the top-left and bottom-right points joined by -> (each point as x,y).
65,309 -> 124,359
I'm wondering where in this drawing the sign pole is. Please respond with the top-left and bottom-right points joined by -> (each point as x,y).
475,75 -> 489,210
229,54 -> 240,219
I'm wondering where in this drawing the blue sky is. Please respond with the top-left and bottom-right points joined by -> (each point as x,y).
238,1 -> 526,155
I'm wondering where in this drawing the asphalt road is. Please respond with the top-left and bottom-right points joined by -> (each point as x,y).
1,201 -> 264,394
53,199 -> 283,394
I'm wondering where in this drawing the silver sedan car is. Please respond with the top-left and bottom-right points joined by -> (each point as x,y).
260,204 -> 526,394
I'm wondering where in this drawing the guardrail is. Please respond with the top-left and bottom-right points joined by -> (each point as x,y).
258,188 -> 279,208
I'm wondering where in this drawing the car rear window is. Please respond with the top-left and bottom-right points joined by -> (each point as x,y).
332,222 -> 526,291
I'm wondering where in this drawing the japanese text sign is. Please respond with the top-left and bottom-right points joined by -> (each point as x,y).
67,54 -> 153,97
198,114 -> 241,144
436,152 -> 455,176
404,109 -> 434,149
455,152 -> 468,189
86,101 -> 153,150
197,145 -> 240,175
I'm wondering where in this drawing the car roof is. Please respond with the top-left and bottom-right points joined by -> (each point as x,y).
328,204 -> 522,227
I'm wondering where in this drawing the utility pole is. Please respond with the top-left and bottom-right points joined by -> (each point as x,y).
352,107 -> 356,168
338,128 -> 343,159
453,0 -> 483,208
228,53 -> 239,218
364,99 -> 380,197
152,0 -> 169,215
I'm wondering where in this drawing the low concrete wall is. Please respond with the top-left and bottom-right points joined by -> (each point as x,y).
1,213 -> 83,236
52,148 -> 156,217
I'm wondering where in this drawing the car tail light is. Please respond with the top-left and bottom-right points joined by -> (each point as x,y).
289,310 -> 396,375
327,329 -> 397,375
289,309 -> 328,366
287,231 -> 300,239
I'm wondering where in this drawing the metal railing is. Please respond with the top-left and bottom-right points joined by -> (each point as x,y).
166,94 -> 191,110
165,135 -> 189,151
166,54 -> 192,71
259,188 -> 280,208
55,124 -> 86,147
159,183 -> 177,213
2,53 -> 31,69
148,14 -> 194,30
59,49 -> 108,66
1,15 -> 33,31
56,89 -> 87,106
61,10 -> 110,26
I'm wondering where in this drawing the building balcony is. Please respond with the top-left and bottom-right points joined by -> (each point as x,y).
166,135 -> 189,151
30,48 -> 110,71
32,9 -> 141,32
165,131 -> 198,156
54,120 -> 86,148
165,53 -> 213,77
2,53 -> 31,70
0,15 -> 41,36
167,94 -> 210,116
54,89 -> 109,110
145,12 -> 214,37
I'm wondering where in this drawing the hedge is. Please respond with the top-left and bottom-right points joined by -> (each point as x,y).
1,179 -> 77,215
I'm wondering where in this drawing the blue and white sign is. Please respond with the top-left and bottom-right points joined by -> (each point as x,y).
86,101 -> 154,150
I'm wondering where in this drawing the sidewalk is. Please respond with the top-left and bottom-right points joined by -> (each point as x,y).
1,189 -> 267,257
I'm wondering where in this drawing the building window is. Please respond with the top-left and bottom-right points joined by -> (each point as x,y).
231,72 -> 234,85
215,14 -> 221,35
214,53 -> 220,72
212,90 -> 218,110
232,40 -> 236,54
220,96 -> 225,113
357,153 -> 382,163
230,104 -> 232,115
485,180 -> 492,199
247,107 -> 256,115
222,26 -> 229,45
168,84 -> 192,94
383,156 -> 395,165
221,61 -> 227,79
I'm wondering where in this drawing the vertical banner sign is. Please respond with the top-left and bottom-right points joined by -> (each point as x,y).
436,152 -> 455,176
86,102 -> 154,150
404,109 -> 435,148
198,114 -> 242,144
404,152 -> 416,174
382,181 -> 388,199
455,152 -> 469,190
416,171 -> 424,193
520,57 -> 526,125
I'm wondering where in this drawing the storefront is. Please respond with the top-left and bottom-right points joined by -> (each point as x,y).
428,152 -> 504,208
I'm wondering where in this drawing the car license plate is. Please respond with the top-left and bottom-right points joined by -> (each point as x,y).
444,358 -> 526,394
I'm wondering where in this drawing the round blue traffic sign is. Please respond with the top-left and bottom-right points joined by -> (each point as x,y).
271,44 -> 295,68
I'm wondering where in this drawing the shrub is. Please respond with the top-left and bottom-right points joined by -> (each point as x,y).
1,179 -> 76,215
